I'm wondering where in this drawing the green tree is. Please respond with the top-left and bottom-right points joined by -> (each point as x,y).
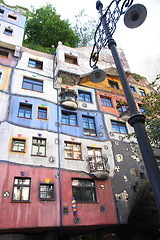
73,9 -> 97,47
23,4 -> 79,53
141,76 -> 160,148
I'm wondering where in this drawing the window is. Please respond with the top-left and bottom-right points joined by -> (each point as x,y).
65,54 -> 78,65
11,138 -> 25,152
32,137 -> 46,156
82,116 -> 96,136
18,103 -> 32,118
0,9 -> 4,15
64,142 -> 82,160
22,77 -> 43,92
72,179 -> 97,203
87,148 -> 105,171
116,102 -> 127,114
78,90 -> 92,103
138,104 -> 145,113
62,111 -> 77,126
28,59 -> 43,70
0,49 -> 9,58
100,96 -> 112,107
4,28 -> 13,35
12,178 -> 31,202
111,120 -> 128,134
38,106 -> 48,120
108,80 -> 119,89
39,183 -> 55,200
7,14 -> 17,20
139,89 -> 146,96
130,85 -> 137,93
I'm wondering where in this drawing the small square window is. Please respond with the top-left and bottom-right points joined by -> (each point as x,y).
11,138 -> 26,152
0,49 -> 9,58
64,142 -> 82,160
139,89 -> 146,96
108,80 -> 119,89
78,90 -> 92,103
130,85 -> 137,93
38,106 -> 48,120
4,28 -> 13,35
32,137 -> 46,156
12,177 -> 31,202
138,104 -> 145,113
111,120 -> 128,134
100,96 -> 112,107
62,111 -> 77,126
65,54 -> 78,65
0,9 -> 4,15
28,59 -> 43,70
18,103 -> 32,119
39,183 -> 55,200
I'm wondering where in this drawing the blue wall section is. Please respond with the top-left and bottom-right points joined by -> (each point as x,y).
9,96 -> 58,132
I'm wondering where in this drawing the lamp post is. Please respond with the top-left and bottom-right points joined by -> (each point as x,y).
89,0 -> 160,214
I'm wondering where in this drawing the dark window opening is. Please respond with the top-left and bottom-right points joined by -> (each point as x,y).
0,9 -> 4,15
18,103 -> 32,119
108,80 -> 119,89
4,28 -> 13,35
0,49 -> 9,58
8,14 -> 17,20
139,89 -> 146,96
28,59 -> 43,70
72,179 -> 97,202
65,54 -> 78,65
38,107 -> 47,120
39,183 -> 55,200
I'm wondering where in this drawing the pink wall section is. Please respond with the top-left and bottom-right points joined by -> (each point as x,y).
0,162 -> 60,230
61,171 -> 118,227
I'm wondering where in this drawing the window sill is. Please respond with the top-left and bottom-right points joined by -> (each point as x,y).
79,100 -> 93,104
62,124 -> 79,127
10,150 -> 26,153
11,201 -> 31,203
112,132 -> 128,135
17,116 -> 32,119
31,155 -> 47,157
65,158 -> 83,161
28,66 -> 43,71
21,88 -> 43,93
37,118 -> 48,121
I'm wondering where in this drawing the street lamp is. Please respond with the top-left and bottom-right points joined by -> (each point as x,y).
89,0 -> 160,214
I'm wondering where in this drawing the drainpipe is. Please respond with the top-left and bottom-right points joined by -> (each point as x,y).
53,52 -> 62,227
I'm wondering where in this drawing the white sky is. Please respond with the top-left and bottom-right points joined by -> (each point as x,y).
4,0 -> 160,82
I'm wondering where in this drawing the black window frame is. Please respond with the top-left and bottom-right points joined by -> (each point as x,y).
72,179 -> 97,203
4,28 -> 13,35
108,80 -> 119,89
22,77 -> 43,92
12,177 -> 31,202
129,85 -> 137,93
82,116 -> 96,136
139,88 -> 146,96
39,183 -> 55,201
28,59 -> 43,70
78,90 -> 92,103
0,9 -> 4,15
11,138 -> 26,152
31,137 -> 46,156
111,120 -> 128,134
7,14 -> 17,21
61,111 -> 77,126
18,102 -> 32,119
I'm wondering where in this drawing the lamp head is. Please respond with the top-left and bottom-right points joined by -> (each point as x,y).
89,67 -> 106,83
124,4 -> 147,29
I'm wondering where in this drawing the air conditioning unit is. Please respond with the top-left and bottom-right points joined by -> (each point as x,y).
14,46 -> 21,58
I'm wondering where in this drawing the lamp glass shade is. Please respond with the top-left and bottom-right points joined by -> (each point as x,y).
89,68 -> 106,83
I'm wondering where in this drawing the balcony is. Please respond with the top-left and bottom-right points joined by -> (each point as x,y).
86,155 -> 110,180
59,89 -> 78,110
116,102 -> 130,121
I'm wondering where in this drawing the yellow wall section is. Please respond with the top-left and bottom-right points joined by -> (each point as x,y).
0,66 -> 11,91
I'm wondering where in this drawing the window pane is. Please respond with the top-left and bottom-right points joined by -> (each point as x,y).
18,109 -> 25,117
119,125 -> 127,134
70,114 -> 77,125
21,187 -> 30,201
112,123 -> 120,133
106,98 -> 112,107
101,97 -> 106,106
38,108 -> 47,119
62,114 -> 69,124
39,146 -> 45,156
22,81 -> 32,90
33,84 -> 43,92
28,60 -> 36,68
13,187 -> 21,200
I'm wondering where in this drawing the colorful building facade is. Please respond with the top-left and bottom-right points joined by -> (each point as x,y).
0,3 -> 159,240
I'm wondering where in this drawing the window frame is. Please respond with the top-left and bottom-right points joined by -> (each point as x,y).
62,111 -> 77,126
72,179 -> 97,203
22,77 -> 43,93
7,13 -> 17,21
4,28 -> 13,36
11,138 -> 26,152
108,80 -> 119,89
28,59 -> 43,70
64,54 -> 78,65
12,177 -> 31,202
111,120 -> 128,134
129,85 -> 137,93
82,116 -> 96,136
78,90 -> 92,103
37,106 -> 48,120
18,103 -> 32,119
39,183 -> 55,201
87,147 -> 105,171
64,141 -> 82,160
139,88 -> 146,96
31,137 -> 46,157
0,49 -> 9,58
100,96 -> 112,107
0,9 -> 4,15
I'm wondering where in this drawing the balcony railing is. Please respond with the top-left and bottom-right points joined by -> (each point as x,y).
59,89 -> 78,109
116,102 -> 130,121
86,155 -> 110,180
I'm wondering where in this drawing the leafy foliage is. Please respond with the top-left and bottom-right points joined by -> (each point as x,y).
24,4 -> 79,53
132,73 -> 143,82
73,9 -> 97,47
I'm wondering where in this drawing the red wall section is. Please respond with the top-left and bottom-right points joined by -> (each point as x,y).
0,162 -> 60,230
61,171 -> 118,227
